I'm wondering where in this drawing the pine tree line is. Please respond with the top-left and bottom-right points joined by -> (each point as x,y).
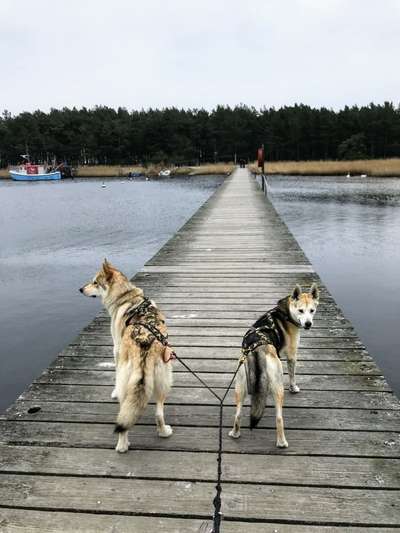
1,102 -> 399,167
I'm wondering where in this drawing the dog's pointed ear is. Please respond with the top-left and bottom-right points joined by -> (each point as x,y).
310,283 -> 320,301
102,258 -> 114,282
291,284 -> 302,301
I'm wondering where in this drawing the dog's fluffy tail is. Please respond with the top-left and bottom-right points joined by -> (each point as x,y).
249,348 -> 268,429
114,354 -> 155,433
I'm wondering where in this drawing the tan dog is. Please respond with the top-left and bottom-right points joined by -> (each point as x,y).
80,260 -> 173,452
229,284 -> 319,448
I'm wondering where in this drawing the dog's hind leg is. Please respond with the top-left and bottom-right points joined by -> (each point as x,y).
154,394 -> 173,437
267,350 -> 288,448
229,365 -> 247,439
111,343 -> 120,399
114,361 -> 129,403
114,363 -> 130,453
154,361 -> 173,438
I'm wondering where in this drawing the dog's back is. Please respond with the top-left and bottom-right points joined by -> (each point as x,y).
115,306 -> 170,433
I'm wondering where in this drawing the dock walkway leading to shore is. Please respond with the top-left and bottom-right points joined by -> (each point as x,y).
1,168 -> 400,532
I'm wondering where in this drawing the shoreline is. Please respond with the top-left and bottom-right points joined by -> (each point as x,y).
2,158 -> 400,179
248,158 -> 400,177
0,163 -> 233,179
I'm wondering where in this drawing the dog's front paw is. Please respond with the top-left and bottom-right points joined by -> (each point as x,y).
276,437 -> 289,448
228,429 -> 241,439
158,425 -> 173,438
111,388 -> 118,399
289,384 -> 300,394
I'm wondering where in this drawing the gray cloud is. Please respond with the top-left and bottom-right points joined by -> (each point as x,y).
1,0 -> 399,114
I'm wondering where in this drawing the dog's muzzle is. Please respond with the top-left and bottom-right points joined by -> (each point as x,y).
304,321 -> 312,330
79,287 -> 97,298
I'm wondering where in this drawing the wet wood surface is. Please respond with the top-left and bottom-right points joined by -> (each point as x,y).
1,168 -> 399,532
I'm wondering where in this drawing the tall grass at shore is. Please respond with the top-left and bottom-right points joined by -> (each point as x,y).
0,162 -> 234,179
249,158 -> 400,177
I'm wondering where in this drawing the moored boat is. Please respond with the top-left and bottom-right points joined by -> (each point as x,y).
158,169 -> 171,177
9,167 -> 61,181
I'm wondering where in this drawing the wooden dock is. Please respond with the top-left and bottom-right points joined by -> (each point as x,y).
1,168 -> 399,532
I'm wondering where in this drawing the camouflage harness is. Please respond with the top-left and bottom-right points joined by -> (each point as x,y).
123,297 -> 174,357
241,297 -> 301,393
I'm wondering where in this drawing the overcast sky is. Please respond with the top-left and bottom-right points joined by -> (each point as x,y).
1,0 -> 399,115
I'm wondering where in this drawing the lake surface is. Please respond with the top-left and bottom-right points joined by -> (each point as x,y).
0,176 -> 224,412
267,175 -> 400,396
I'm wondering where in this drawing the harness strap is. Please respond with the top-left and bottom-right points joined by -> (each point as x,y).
124,297 -> 153,327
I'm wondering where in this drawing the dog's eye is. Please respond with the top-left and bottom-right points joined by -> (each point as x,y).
299,309 -> 304,313
93,281 -> 98,286
310,309 -> 315,313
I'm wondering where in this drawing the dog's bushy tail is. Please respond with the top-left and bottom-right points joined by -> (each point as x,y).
114,353 -> 155,433
249,348 -> 268,429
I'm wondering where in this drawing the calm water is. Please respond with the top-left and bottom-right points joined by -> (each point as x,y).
268,175 -> 400,395
0,176 -> 223,412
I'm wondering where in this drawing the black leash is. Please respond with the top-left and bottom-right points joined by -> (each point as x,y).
211,356 -> 245,533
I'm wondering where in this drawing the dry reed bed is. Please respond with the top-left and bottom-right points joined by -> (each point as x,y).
249,158 -> 400,177
76,163 -> 234,177
0,163 -> 233,179
3,160 -> 399,178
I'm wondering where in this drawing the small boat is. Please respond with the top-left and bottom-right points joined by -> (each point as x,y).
9,163 -> 61,181
158,169 -> 171,177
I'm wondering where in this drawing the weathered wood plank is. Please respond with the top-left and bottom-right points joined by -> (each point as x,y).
6,401 -> 400,431
21,383 -> 400,409
73,335 -> 364,349
50,356 -> 379,375
221,483 -> 400,525
94,316 -> 355,328
224,524 -> 399,533
1,445 -> 399,489
1,421 -> 399,457
3,509 -> 394,533
142,265 -> 315,273
82,325 -> 357,338
34,369 -> 389,391
0,474 -> 398,526
0,509 -> 209,533
0,474 -> 215,518
58,344 -> 371,361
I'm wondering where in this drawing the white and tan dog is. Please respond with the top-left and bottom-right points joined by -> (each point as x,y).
80,260 -> 173,452
229,284 -> 319,448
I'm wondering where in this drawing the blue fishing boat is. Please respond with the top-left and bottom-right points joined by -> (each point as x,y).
9,167 -> 61,181
9,155 -> 63,180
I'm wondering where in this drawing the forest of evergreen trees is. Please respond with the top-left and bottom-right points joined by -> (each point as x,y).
1,102 -> 399,167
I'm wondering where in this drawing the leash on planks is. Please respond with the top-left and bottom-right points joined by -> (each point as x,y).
133,318 -> 246,533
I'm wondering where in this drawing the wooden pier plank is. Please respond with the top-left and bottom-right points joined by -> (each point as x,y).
1,168 -> 399,532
